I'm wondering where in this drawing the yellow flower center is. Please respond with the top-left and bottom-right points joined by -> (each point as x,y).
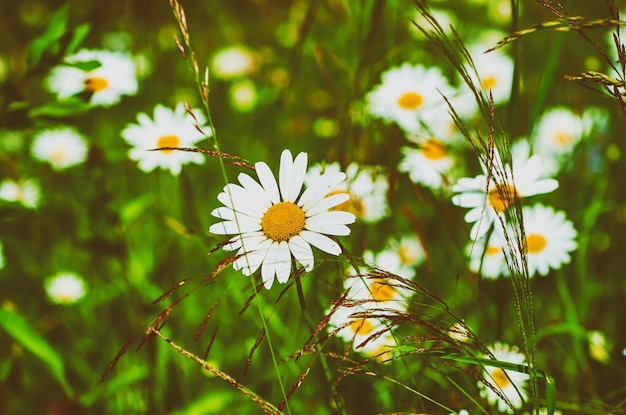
156,135 -> 180,154
555,132 -> 571,147
370,280 -> 396,302
349,318 -> 375,335
261,202 -> 306,242
486,245 -> 502,256
84,77 -> 109,92
50,149 -> 66,164
490,367 -> 511,388
397,92 -> 423,110
420,138 -> 447,160
488,184 -> 519,212
526,233 -> 547,253
482,75 -> 497,90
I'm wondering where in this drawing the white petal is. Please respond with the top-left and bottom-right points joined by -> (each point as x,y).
300,230 -> 341,256
226,231 -> 267,252
452,192 -> 485,208
278,150 -> 294,202
289,235 -> 314,271
304,193 -> 350,216
211,206 -> 237,220
298,171 -> 346,210
234,244 -> 269,275
307,211 -> 355,227
286,152 -> 308,202
255,161 -> 280,204
274,241 -> 292,284
217,185 -> 265,218
521,178 -> 558,197
208,215 -> 261,235
306,223 -> 351,236
238,173 -> 273,210
261,242 -> 278,289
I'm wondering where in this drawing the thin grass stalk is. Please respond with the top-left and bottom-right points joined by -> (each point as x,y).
167,0 -> 292,412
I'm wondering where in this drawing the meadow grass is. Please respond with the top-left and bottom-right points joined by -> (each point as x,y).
0,0 -> 625,414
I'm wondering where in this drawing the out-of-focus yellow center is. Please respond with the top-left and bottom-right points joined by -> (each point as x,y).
555,132 -> 571,146
156,135 -> 180,154
397,92 -> 423,110
84,77 -> 109,92
329,190 -> 364,218
486,245 -> 502,256
261,202 -> 305,242
491,367 -> 511,388
482,75 -> 497,90
349,318 -> 375,335
526,233 -> 547,253
420,138 -> 447,160
370,280 -> 396,302
488,184 -> 519,212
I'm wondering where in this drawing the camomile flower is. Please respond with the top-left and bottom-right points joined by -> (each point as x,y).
31,127 -> 89,170
343,269 -> 413,313
305,162 -> 389,223
0,178 -> 41,209
45,272 -> 87,305
399,137 -> 455,190
366,63 -> 454,134
209,150 -> 356,289
451,147 -> 558,239
532,107 -> 585,175
467,231 -> 508,279
327,304 -> 395,358
469,46 -> 514,105
121,102 -> 210,175
479,342 -> 528,413
46,49 -> 138,106
509,204 -> 577,277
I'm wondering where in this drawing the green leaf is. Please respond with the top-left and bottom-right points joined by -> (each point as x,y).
66,60 -> 102,72
79,365 -> 149,407
66,23 -> 91,55
0,309 -> 73,397
25,4 -> 70,69
29,98 -> 90,118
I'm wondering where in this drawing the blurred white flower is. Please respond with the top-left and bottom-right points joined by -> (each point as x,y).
306,162 -> 389,223
479,342 -> 528,413
46,49 -> 138,106
31,127 -> 88,170
121,103 -> 210,175
533,107 -> 585,175
211,45 -> 257,80
467,232 -> 508,279
229,78 -> 258,112
45,272 -> 87,305
327,304 -> 396,359
366,63 -> 454,134
468,46 -> 514,105
588,330 -> 611,364
452,147 -> 558,239
509,204 -> 577,277
399,137 -> 455,190
0,178 -> 41,209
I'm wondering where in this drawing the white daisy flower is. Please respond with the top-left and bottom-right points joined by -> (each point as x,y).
306,162 -> 389,223
467,231 -> 508,279
366,63 -> 454,134
399,137 -> 455,190
327,304 -> 395,358
31,127 -> 89,170
46,49 -> 138,106
451,147 -> 559,239
211,45 -> 257,80
209,150 -> 356,289
121,102 -> 210,175
479,342 -> 528,413
229,78 -> 258,113
0,178 -> 41,209
469,46 -> 514,105
45,272 -> 87,305
532,107 -> 585,175
510,204 -> 577,277
344,268 -> 413,313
